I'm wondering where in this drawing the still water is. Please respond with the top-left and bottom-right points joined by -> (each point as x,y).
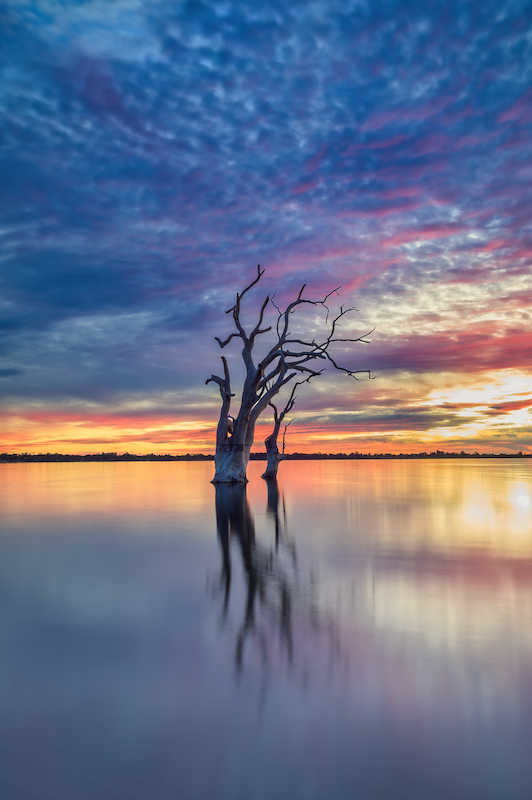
1,459 -> 531,800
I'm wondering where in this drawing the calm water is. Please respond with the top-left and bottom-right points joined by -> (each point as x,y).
1,459 -> 532,800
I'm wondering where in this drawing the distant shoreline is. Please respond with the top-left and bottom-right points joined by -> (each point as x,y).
1,451 -> 529,463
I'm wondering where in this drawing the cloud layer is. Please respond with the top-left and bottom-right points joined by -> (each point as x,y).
1,0 -> 531,452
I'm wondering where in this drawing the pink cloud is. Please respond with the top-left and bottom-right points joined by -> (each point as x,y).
360,95 -> 452,132
412,133 -> 452,155
498,88 -> 532,123
469,239 -> 510,253
339,197 -> 424,219
359,134 -> 409,150
292,177 -> 321,195
384,222 -> 468,247
485,398 -> 532,414
304,147 -> 328,172
373,326 -> 532,373
371,186 -> 424,199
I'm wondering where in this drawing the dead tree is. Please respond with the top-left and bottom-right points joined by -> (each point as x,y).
206,265 -> 372,483
261,381 -> 302,478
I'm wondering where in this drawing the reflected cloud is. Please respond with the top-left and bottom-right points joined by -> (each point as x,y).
2,461 -> 532,798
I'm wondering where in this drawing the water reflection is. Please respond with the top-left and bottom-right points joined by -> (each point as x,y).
264,476 -> 285,549
213,480 -> 343,685
1,461 -> 532,799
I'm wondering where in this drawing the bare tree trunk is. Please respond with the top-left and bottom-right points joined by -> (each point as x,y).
212,444 -> 250,483
262,433 -> 283,478
261,391 -> 297,479
211,362 -> 261,483
206,355 -> 247,482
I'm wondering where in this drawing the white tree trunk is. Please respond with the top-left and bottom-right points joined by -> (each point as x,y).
212,444 -> 251,483
261,437 -> 283,478
261,451 -> 283,478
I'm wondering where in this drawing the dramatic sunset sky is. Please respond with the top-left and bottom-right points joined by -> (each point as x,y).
1,0 -> 531,455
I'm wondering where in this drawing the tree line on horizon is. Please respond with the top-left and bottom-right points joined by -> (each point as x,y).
1,451 -> 528,462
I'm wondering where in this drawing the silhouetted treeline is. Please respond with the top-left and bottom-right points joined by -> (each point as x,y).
1,450 -> 529,462
0,452 -> 214,462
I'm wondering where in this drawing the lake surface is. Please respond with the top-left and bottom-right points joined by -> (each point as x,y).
1,459 -> 532,800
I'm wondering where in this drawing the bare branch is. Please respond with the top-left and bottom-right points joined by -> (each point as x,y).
225,264 -> 265,313
206,355 -> 234,398
250,294 -> 272,341
251,370 -> 298,421
282,418 -> 295,454
319,349 -> 373,380
215,332 -> 242,348
268,402 -> 279,423
270,292 -> 282,314
222,265 -> 265,347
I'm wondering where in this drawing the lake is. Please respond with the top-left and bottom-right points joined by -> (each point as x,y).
1,459 -> 531,800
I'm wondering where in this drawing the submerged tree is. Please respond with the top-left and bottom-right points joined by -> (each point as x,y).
206,265 -> 372,483
261,382 -> 300,479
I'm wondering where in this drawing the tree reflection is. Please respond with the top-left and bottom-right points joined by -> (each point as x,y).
213,480 -> 344,684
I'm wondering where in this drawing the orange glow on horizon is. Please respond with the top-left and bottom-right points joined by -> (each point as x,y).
2,370 -> 530,456
1,414 -> 529,456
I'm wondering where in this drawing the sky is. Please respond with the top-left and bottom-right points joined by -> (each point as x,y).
1,0 -> 531,455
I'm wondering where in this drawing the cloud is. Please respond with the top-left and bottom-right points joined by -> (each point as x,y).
0,368 -> 24,378
1,0 -> 532,452
368,327 -> 532,374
